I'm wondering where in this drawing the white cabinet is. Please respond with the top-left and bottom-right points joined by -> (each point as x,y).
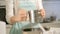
0,21 -> 6,34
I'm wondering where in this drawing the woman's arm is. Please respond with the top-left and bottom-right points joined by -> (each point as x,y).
6,0 -> 14,24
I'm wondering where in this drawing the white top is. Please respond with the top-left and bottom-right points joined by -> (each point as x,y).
6,0 -> 43,24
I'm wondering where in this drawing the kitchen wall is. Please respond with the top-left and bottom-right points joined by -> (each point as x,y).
43,0 -> 60,20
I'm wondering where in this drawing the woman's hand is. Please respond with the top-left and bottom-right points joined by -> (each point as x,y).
39,9 -> 45,18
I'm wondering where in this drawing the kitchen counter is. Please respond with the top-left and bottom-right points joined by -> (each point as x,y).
6,21 -> 60,34
6,22 -> 60,28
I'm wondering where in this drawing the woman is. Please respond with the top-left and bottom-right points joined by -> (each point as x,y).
6,0 -> 45,34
